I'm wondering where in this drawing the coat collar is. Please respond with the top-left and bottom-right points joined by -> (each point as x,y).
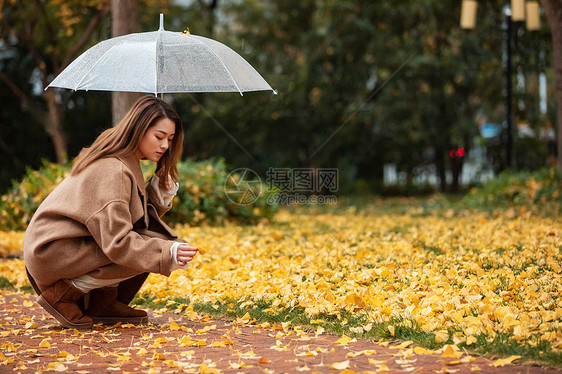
117,153 -> 146,196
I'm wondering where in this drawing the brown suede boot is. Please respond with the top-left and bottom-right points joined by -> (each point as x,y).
86,287 -> 148,325
37,279 -> 93,329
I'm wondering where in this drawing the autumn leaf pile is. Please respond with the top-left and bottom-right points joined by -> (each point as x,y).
1,201 -> 561,355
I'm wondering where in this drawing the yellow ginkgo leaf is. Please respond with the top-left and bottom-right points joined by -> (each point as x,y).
390,340 -> 412,349
229,361 -> 245,369
435,330 -> 449,343
441,345 -> 463,359
310,319 -> 325,324
388,325 -> 395,336
335,335 -> 353,345
491,355 -> 521,367
466,335 -> 478,345
45,362 -> 67,372
169,318 -> 180,331
331,360 -> 350,370
39,337 -> 51,349
414,347 -> 439,355
376,363 -> 390,372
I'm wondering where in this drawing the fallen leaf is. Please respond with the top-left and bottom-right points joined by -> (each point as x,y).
388,325 -> 395,336
331,360 -> 350,370
336,335 -> 354,345
39,338 -> 51,349
169,318 -> 180,331
390,340 -> 412,349
491,355 -> 521,367
414,347 -> 439,355
441,345 -> 463,359
435,330 -> 449,343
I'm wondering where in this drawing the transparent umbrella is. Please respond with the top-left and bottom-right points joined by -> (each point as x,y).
46,14 -> 275,96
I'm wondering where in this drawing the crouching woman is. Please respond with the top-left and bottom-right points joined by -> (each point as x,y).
24,95 -> 200,329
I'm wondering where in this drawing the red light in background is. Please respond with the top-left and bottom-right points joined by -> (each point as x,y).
449,148 -> 465,158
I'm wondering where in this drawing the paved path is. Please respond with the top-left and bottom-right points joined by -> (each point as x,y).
0,290 -> 560,373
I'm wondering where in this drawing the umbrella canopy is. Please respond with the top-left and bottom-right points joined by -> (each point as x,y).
46,14 -> 275,96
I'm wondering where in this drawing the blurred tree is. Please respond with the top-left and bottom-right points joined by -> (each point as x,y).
0,0 -> 177,192
0,0 -> 111,163
180,0 -> 380,186
173,0 -> 555,193
0,0 -> 558,195
372,0 -> 486,192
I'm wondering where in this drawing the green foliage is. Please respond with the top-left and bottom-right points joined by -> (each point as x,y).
0,159 -> 277,231
461,168 -> 562,215
163,158 -> 278,226
0,161 -> 71,231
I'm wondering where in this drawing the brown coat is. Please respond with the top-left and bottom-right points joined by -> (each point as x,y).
23,153 -> 180,294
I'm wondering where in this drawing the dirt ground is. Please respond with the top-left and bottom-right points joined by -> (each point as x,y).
0,290 -> 560,373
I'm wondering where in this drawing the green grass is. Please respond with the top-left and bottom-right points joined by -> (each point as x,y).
0,276 -> 15,289
0,276 -> 33,292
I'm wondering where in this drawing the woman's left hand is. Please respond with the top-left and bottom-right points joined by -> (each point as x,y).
156,170 -> 175,191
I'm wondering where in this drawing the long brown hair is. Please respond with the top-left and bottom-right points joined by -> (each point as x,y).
71,95 -> 184,188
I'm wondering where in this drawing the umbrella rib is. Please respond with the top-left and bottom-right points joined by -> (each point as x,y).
155,31 -> 162,95
189,37 -> 244,96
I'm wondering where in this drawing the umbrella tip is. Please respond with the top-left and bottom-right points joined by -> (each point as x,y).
159,13 -> 164,31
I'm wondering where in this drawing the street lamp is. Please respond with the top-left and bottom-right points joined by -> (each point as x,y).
460,0 -> 541,169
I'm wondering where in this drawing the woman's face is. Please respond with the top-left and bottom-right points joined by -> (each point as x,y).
135,118 -> 176,162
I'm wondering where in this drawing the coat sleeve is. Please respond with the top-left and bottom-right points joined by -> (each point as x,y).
82,163 -> 174,277
86,200 -> 174,277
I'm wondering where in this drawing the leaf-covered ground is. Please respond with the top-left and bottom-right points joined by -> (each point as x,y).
1,197 -> 561,368
2,291 -> 558,373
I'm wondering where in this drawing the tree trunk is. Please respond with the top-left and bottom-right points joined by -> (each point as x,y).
43,89 -> 68,163
111,0 -> 142,125
450,157 -> 463,192
540,0 -> 562,172
434,146 -> 447,192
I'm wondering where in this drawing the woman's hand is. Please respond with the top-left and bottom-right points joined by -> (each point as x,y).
176,244 -> 203,267
155,170 -> 175,191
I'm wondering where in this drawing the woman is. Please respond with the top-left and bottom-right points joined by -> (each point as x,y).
23,95 -> 200,329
